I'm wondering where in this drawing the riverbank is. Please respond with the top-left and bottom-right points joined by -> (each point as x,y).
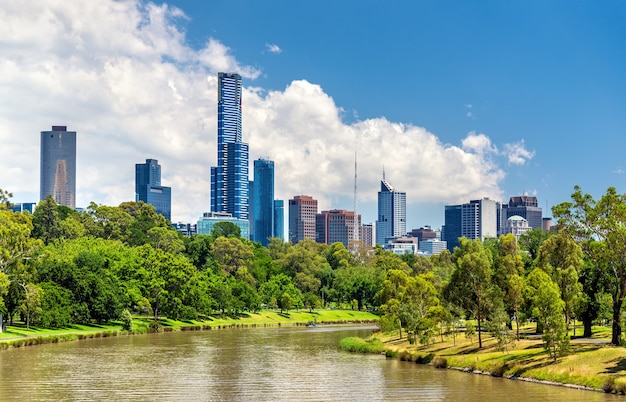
0,309 -> 378,350
365,326 -> 626,395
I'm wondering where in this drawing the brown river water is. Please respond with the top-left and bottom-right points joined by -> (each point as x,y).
0,325 -> 620,401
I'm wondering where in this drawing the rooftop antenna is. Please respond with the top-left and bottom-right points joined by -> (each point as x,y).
353,151 -> 359,242
382,165 -> 386,181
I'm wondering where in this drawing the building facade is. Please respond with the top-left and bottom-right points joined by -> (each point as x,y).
40,126 -> 76,208
502,196 -> 542,230
197,211 -> 249,239
288,195 -> 318,244
211,73 -> 249,220
376,178 -> 406,245
250,158 -> 275,246
360,223 -> 374,247
274,200 -> 284,241
502,215 -> 532,240
444,198 -> 498,252
315,209 -> 361,248
418,239 -> 448,255
135,159 -> 172,221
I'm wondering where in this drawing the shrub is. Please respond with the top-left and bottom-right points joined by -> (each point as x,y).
148,320 -> 163,333
339,337 -> 384,354
433,357 -> 448,369
121,309 -> 133,331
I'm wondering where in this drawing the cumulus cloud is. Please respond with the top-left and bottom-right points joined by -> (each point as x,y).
0,0 -> 515,223
503,140 -> 535,165
265,43 -> 282,54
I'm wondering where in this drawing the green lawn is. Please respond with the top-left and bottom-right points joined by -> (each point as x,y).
0,309 -> 379,349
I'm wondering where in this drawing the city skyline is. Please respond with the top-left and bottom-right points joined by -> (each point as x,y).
2,1 -> 626,232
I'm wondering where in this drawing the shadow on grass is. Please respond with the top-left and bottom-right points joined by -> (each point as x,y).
604,358 -> 626,374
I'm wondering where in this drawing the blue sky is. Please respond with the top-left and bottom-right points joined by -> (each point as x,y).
1,1 -> 625,231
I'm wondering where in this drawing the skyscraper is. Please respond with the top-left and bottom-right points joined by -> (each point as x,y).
443,198 -> 498,252
211,72 -> 249,220
376,178 -> 406,245
274,200 -> 284,241
135,159 -> 172,221
250,158 -> 275,246
315,209 -> 361,247
288,195 -> 318,244
40,126 -> 76,208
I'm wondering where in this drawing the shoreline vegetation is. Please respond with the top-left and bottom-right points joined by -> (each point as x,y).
340,323 -> 626,396
0,309 -> 378,350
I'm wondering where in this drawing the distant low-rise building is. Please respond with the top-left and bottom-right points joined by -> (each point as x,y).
383,236 -> 418,255
197,211 -> 249,238
502,215 -> 532,240
172,222 -> 197,237
418,239 -> 447,255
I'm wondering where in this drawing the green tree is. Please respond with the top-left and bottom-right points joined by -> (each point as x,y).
553,186 -> 626,345
211,236 -> 254,275
39,281 -> 73,328
525,268 -> 569,361
518,227 -> 553,270
31,196 -> 63,245
211,222 -> 241,238
447,237 -> 493,348
0,188 -> 14,210
536,232 -> 583,329
20,283 -> 43,329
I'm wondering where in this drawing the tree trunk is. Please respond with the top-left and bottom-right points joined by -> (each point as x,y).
515,309 -> 520,341
582,317 -> 593,338
611,298 -> 623,346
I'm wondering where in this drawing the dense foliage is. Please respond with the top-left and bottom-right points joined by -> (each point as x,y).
1,186 -> 624,356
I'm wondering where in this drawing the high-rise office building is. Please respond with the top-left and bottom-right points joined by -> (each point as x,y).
274,200 -> 284,241
361,223 -> 374,247
376,178 -> 406,245
40,126 -> 76,208
211,73 -> 249,220
315,209 -> 361,248
288,195 -> 318,244
250,158 -> 275,246
135,159 -> 172,221
443,198 -> 498,251
502,196 -> 542,230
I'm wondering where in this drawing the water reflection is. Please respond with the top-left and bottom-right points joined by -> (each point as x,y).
0,325 -> 620,401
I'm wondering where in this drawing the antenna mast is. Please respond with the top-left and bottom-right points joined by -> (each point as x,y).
353,151 -> 359,242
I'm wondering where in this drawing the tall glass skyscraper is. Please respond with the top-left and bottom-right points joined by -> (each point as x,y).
211,73 -> 249,220
135,159 -> 172,221
250,158 -> 275,246
40,126 -> 76,208
376,178 -> 406,245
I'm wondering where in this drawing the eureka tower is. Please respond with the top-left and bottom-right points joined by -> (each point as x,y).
211,73 -> 249,220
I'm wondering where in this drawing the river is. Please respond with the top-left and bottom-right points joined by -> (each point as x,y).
0,325 -> 620,401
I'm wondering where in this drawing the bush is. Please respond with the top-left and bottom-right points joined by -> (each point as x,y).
148,320 -> 163,333
121,309 -> 133,331
339,337 -> 384,354
433,357 -> 448,369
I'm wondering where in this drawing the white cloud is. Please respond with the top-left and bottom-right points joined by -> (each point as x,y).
461,132 -> 498,155
503,140 -> 535,165
0,0 -> 515,223
265,43 -> 282,54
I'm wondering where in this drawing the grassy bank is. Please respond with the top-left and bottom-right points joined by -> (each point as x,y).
343,324 -> 626,394
0,309 -> 378,350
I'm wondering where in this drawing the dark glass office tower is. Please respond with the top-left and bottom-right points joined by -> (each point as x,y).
375,178 -> 406,245
251,158 -> 274,246
135,159 -> 171,221
40,126 -> 76,209
211,73 -> 249,220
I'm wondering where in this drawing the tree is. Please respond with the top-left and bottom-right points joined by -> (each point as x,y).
447,237 -> 493,348
518,228 -> 553,270
525,268 -> 569,361
536,232 -> 583,329
211,222 -> 241,238
211,236 -> 254,275
553,186 -> 626,345
20,283 -> 43,329
31,196 -> 63,245
0,188 -> 14,210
